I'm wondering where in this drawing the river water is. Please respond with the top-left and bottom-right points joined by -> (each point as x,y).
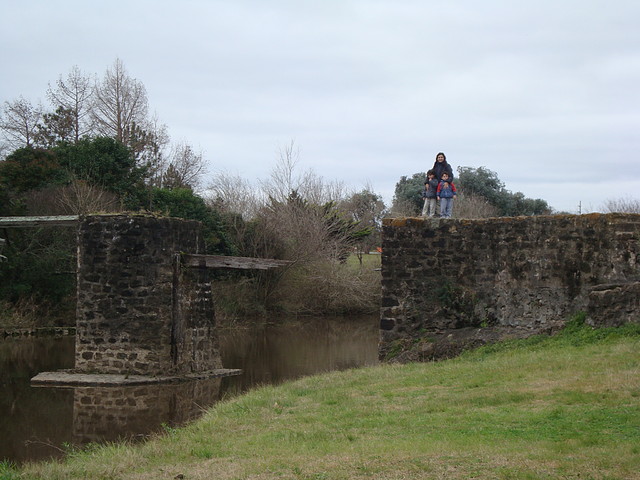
0,315 -> 379,465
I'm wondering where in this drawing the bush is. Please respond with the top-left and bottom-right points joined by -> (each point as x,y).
454,191 -> 499,219
0,228 -> 75,305
133,187 -> 236,255
602,197 -> 640,213
269,259 -> 380,315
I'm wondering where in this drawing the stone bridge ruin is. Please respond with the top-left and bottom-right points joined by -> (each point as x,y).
0,214 -> 288,384
379,213 -> 640,362
73,214 -> 223,379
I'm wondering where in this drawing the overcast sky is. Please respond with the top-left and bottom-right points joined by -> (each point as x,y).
2,1 -> 639,213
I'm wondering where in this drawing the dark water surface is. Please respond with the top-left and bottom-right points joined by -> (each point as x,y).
0,315 -> 378,464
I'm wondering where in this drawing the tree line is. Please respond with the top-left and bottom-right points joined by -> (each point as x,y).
0,60 -> 386,325
1,59 -> 204,190
391,166 -> 551,218
3,58 -> 580,326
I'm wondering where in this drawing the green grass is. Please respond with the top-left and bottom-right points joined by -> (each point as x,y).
345,252 -> 381,269
12,320 -> 640,480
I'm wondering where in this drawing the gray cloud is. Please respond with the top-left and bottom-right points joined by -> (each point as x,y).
1,0 -> 639,212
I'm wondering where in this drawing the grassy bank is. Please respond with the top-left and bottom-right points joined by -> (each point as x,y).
6,321 -> 640,480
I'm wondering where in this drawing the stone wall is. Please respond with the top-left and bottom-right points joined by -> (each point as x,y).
379,213 -> 640,361
75,214 -> 222,376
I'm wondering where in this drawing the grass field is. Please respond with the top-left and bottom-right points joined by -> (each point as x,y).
346,252 -> 381,269
5,318 -> 640,480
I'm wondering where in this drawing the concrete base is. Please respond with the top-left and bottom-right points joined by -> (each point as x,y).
31,369 -> 242,387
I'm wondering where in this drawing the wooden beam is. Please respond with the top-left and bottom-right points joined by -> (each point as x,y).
0,215 -> 80,228
182,254 -> 292,270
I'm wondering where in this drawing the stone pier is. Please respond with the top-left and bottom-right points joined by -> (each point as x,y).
379,213 -> 640,362
74,214 -> 223,377
27,214 -> 241,385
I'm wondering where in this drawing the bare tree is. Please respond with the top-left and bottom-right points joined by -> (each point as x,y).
140,114 -> 171,186
207,145 -> 382,315
297,168 -> 346,205
46,65 -> 94,143
602,197 -> 640,213
56,180 -> 122,214
161,141 -> 206,190
455,192 -> 500,218
256,193 -> 345,263
23,180 -> 122,215
255,150 -> 357,263
261,140 -> 300,202
261,140 -> 345,205
91,58 -> 149,145
205,171 -> 261,263
206,171 -> 261,219
0,96 -> 43,151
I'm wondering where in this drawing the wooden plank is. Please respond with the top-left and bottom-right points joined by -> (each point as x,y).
0,215 -> 80,228
183,254 -> 292,270
31,368 -> 242,386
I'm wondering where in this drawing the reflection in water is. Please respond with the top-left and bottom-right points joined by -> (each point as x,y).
0,314 -> 378,464
0,336 -> 75,464
71,378 -> 221,444
220,315 -> 379,395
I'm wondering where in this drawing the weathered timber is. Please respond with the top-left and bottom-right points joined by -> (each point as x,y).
183,253 -> 292,270
0,215 -> 80,227
31,369 -> 242,387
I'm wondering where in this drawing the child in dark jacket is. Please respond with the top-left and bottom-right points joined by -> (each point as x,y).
421,170 -> 439,217
436,172 -> 457,218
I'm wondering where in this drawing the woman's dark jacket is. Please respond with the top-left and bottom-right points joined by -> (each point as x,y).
431,161 -> 454,181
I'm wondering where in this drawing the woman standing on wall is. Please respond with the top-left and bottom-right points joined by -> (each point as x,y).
422,152 -> 454,218
431,152 -> 454,181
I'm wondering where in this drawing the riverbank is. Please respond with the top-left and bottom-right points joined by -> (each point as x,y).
8,321 -> 640,480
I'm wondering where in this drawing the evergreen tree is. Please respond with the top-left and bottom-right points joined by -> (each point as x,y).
137,187 -> 236,256
54,137 -> 146,197
392,167 -> 551,218
457,166 -> 550,216
392,172 -> 426,216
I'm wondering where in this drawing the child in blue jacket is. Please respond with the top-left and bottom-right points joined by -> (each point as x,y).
436,172 -> 457,218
